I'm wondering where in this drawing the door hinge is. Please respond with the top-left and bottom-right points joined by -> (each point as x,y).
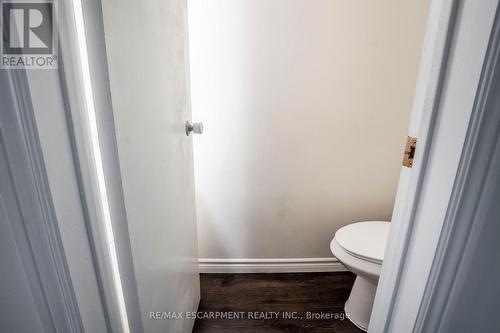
402,136 -> 417,168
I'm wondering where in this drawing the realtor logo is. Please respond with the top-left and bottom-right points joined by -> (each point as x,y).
1,0 -> 57,68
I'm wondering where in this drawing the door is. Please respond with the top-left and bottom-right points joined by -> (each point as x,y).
98,0 -> 200,332
23,0 -> 200,331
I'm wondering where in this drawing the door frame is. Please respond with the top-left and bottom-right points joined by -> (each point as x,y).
416,9 -> 500,331
0,60 -> 83,333
57,0 -> 142,332
370,0 -> 499,332
369,0 -> 459,330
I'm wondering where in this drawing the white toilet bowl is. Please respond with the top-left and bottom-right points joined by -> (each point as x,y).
330,221 -> 390,331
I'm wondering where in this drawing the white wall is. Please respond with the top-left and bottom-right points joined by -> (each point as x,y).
188,0 -> 430,259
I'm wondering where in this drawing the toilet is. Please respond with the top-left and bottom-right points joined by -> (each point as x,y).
330,221 -> 390,331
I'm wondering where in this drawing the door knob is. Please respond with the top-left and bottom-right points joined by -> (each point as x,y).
185,121 -> 203,136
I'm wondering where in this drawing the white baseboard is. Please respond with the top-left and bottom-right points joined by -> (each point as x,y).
198,257 -> 347,274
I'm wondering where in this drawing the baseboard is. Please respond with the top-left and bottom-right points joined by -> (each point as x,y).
198,257 -> 347,273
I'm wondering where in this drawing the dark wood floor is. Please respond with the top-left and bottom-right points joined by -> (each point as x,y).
193,272 -> 364,333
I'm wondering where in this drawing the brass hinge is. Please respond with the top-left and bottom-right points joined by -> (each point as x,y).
402,136 -> 417,168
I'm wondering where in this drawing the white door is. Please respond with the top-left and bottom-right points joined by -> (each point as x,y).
99,0 -> 199,332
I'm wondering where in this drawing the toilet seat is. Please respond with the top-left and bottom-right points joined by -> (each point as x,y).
334,221 -> 390,265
